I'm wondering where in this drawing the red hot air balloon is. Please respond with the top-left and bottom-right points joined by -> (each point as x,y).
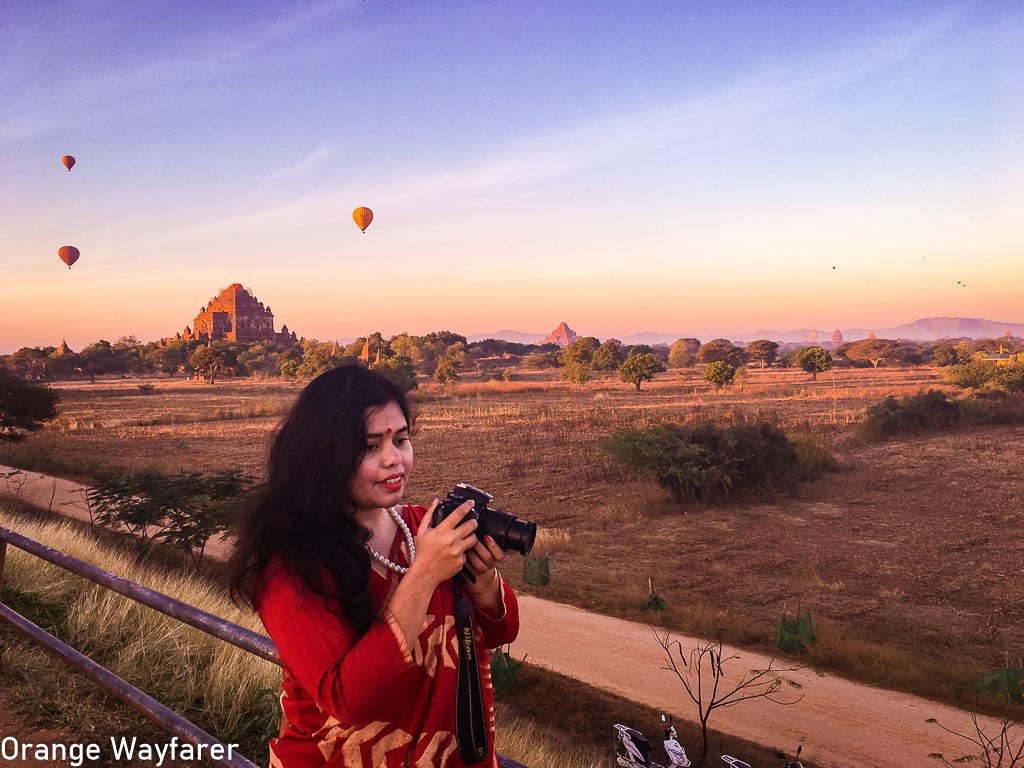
352,206 -> 373,233
62,155 -> 76,172
58,246 -> 80,269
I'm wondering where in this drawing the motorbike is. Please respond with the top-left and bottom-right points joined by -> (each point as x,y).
721,744 -> 803,768
614,714 -> 691,768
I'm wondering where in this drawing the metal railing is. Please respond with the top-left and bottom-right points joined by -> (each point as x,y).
0,525 -> 527,768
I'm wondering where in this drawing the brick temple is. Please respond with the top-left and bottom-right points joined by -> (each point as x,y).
164,283 -> 297,345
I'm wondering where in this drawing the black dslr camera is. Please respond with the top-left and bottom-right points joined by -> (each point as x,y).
433,483 -> 537,556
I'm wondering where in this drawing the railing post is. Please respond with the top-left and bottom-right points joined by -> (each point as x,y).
0,537 -> 7,595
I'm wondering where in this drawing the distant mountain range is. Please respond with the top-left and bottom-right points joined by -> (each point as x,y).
468,317 -> 1024,346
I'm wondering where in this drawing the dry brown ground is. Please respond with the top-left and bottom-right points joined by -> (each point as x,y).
5,367 -> 1022,703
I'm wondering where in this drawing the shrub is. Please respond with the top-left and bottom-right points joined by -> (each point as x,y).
703,362 -> 736,391
602,422 -> 808,505
991,365 -> 1024,394
0,368 -> 60,441
789,434 -> 838,476
86,469 -> 252,564
945,360 -> 997,389
860,390 -> 961,439
858,389 -> 1024,440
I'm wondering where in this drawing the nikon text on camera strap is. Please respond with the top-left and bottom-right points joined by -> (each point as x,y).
453,578 -> 489,765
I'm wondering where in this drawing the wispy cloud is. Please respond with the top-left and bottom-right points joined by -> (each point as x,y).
170,12 -> 960,239
0,2 -> 351,143
244,142 -> 336,202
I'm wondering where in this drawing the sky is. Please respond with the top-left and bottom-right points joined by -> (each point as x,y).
2,1 -> 1022,353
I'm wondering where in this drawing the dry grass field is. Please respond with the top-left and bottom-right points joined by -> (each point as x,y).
5,366 -> 1023,714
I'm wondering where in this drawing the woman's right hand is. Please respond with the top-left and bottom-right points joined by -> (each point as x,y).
410,499 -> 479,588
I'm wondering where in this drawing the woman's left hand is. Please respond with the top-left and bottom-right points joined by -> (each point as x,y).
463,535 -> 505,606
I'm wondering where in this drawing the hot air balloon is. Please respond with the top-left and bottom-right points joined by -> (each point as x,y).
61,155 -> 76,172
353,206 -> 373,233
58,246 -> 80,269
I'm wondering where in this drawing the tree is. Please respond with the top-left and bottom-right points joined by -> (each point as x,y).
7,347 -> 52,379
793,346 -> 832,380
372,355 -> 418,391
657,633 -> 802,764
561,337 -> 599,365
944,360 -> 997,390
78,339 -> 122,381
295,341 -> 349,378
238,341 -> 286,378
618,353 -> 665,391
703,361 -> 736,392
745,339 -> 780,368
389,333 -> 424,365
434,342 -> 466,385
86,468 -> 251,565
837,338 -> 899,368
0,368 -> 60,441
146,340 -> 199,377
522,351 -> 560,369
113,335 -> 146,374
560,360 -> 592,387
697,339 -> 747,367
560,337 -> 599,386
190,345 -> 241,383
592,340 -> 625,372
929,343 -> 963,367
668,338 -> 701,369
927,709 -> 1023,767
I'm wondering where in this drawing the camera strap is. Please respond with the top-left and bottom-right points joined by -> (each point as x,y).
452,578 -> 489,765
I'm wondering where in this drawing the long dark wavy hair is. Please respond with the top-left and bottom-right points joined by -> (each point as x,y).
230,365 -> 411,635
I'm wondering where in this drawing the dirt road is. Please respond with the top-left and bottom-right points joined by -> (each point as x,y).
0,465 -> 1001,767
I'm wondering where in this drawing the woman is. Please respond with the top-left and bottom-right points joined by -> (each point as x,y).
231,365 -> 519,768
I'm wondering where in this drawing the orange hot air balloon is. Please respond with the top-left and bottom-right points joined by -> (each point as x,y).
62,155 -> 76,172
58,246 -> 80,269
353,206 -> 373,233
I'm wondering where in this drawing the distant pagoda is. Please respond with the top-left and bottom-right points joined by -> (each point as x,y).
539,321 -> 579,347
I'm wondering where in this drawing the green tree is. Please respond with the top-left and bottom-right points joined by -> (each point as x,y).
522,351 -> 560,369
8,347 -> 52,379
697,339 -> 747,367
0,368 -> 60,441
560,337 -> 598,386
389,333 -> 424,365
433,342 -> 467,385
372,355 -> 418,391
703,361 -> 736,391
793,346 -> 833,380
592,340 -> 625,372
78,340 -> 121,382
560,360 -> 591,387
668,338 -> 701,368
618,353 -> 666,391
836,338 -> 899,368
296,341 -> 347,378
944,360 -> 996,389
113,335 -> 146,374
238,341 -> 286,378
929,343 -> 963,367
561,337 -> 599,365
146,340 -> 200,377
190,345 -> 239,383
745,339 -> 780,368
433,356 -> 461,385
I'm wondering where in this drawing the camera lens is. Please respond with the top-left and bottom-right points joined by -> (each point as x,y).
479,510 -> 536,556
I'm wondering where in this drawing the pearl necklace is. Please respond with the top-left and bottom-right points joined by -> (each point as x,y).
365,506 -> 416,575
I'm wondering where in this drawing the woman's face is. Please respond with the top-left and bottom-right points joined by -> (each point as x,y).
350,400 -> 413,513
